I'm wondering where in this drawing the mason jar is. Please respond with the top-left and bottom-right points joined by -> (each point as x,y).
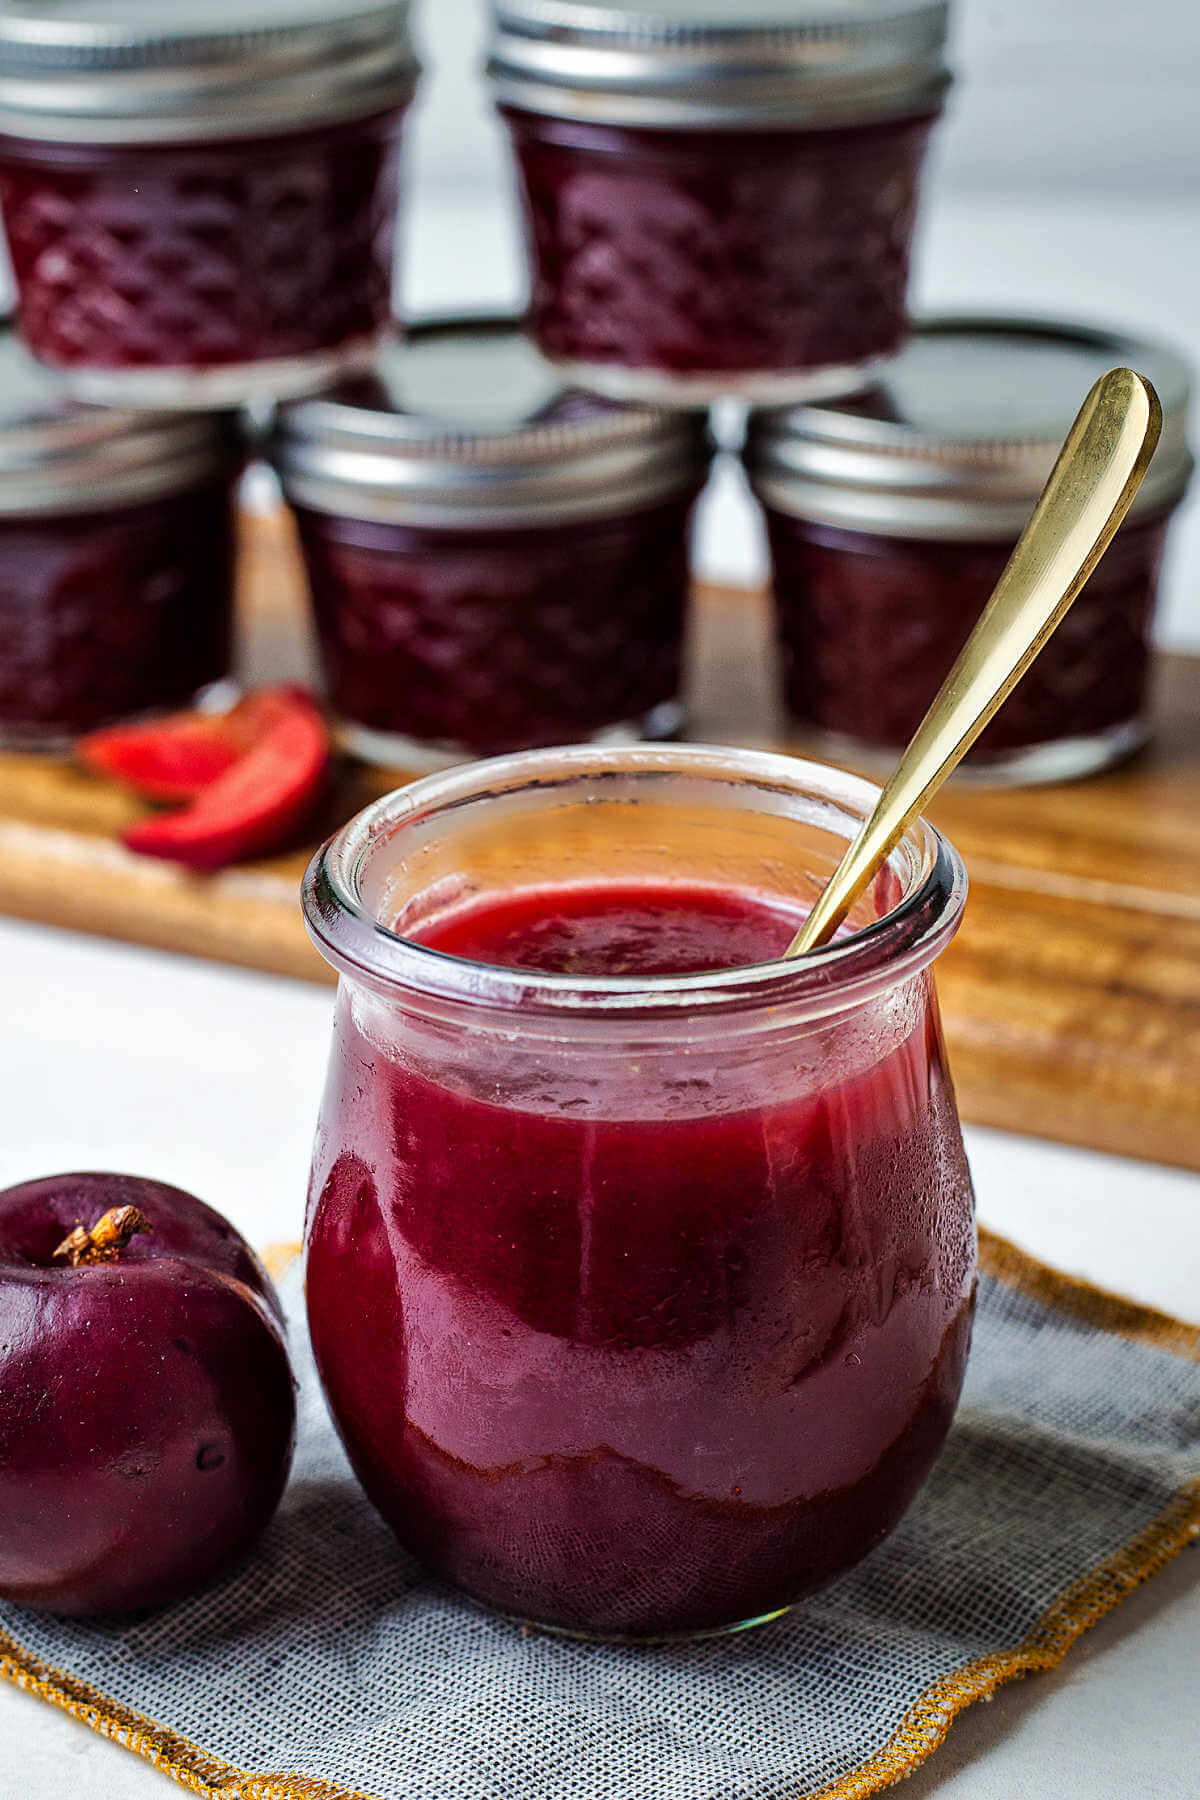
0,324 -> 240,749
745,317 -> 1194,783
486,0 -> 952,403
0,0 -> 418,407
302,743 -> 976,1640
273,316 -> 712,765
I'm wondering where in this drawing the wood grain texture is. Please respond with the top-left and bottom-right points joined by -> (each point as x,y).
0,507 -> 1196,1169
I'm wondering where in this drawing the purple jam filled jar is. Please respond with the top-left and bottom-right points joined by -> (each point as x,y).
745,317 -> 1194,783
272,317 -> 712,764
0,323 -> 240,748
0,1 -> 418,407
302,745 -> 975,1639
486,0 -> 951,403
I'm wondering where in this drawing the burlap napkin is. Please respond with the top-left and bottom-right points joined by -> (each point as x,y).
3,1228 -> 1198,1800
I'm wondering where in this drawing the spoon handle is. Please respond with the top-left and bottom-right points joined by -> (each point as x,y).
785,366 -> 1163,959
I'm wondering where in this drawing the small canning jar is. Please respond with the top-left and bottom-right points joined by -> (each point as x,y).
745,317 -> 1195,783
0,323 -> 241,749
302,743 -> 976,1640
0,0 -> 418,407
486,0 -> 952,403
272,316 -> 712,764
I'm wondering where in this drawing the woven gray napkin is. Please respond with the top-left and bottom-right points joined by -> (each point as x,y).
2,1236 -> 1198,1800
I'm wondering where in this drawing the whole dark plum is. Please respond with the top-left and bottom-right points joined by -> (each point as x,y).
0,1172 -> 295,1616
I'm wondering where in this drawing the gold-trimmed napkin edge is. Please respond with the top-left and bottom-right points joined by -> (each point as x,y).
807,1476 -> 1200,1800
976,1228 -> 1200,1360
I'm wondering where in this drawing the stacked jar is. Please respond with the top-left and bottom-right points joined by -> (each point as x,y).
743,318 -> 1194,782
0,0 -> 418,405
486,0 -> 952,402
272,317 -> 712,762
0,0 -> 419,749
0,324 -> 241,747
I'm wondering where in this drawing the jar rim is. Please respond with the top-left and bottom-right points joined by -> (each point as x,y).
302,743 -> 966,1023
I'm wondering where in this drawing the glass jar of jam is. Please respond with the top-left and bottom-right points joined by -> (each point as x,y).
0,1 -> 418,407
303,743 -> 976,1640
0,323 -> 240,749
272,316 -> 712,764
745,317 -> 1195,783
486,0 -> 951,403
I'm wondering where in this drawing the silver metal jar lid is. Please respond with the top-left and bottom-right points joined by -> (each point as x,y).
486,0 -> 951,129
744,315 -> 1195,539
0,0 -> 418,144
0,323 -> 238,515
272,315 -> 713,527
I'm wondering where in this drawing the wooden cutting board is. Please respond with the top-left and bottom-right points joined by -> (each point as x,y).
1,505 -> 1197,1172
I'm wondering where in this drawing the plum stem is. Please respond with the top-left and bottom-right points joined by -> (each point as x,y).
53,1206 -> 151,1267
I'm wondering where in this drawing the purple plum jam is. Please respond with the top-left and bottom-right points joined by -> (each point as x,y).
293,495 -> 698,756
765,511 -> 1172,768
301,748 -> 976,1639
307,881 -> 974,1638
0,480 -> 236,747
0,113 -> 405,393
0,317 -> 240,746
503,108 -> 937,391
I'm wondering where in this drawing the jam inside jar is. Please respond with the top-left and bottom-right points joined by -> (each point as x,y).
502,108 -> 938,397
302,746 -> 976,1640
0,480 -> 236,748
765,511 -> 1172,774
0,113 -> 405,403
0,321 -> 240,749
293,494 -> 696,758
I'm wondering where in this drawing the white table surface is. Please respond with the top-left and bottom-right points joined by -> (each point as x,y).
0,915 -> 1197,1800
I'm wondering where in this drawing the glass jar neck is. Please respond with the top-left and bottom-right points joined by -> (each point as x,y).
302,745 -> 966,1045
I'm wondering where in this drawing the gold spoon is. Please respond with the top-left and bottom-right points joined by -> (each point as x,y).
785,366 -> 1163,958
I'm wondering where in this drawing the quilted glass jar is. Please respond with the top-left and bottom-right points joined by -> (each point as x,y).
487,0 -> 951,403
0,0 -> 418,407
272,317 -> 712,764
745,318 -> 1194,783
0,325 -> 240,749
